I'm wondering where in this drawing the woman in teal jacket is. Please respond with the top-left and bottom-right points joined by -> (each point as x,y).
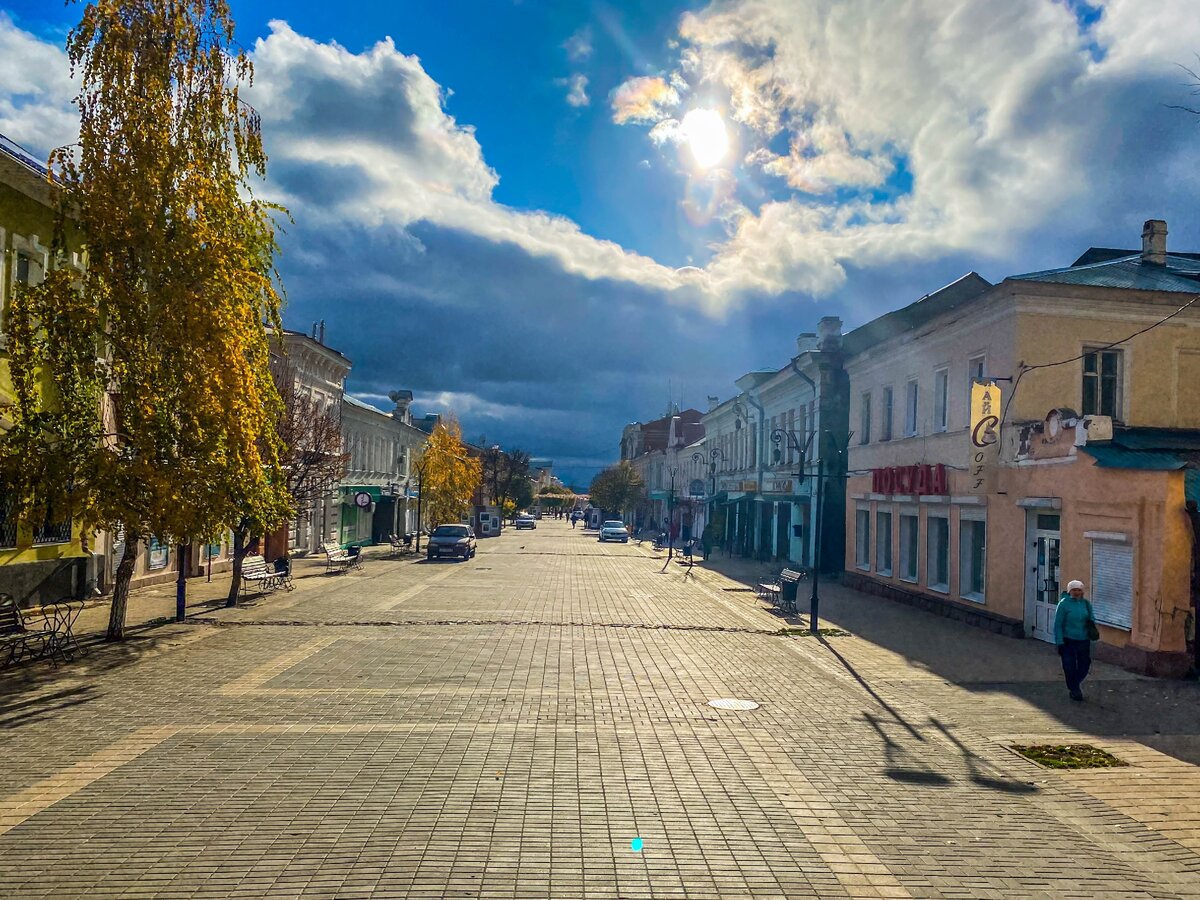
1054,579 -> 1098,701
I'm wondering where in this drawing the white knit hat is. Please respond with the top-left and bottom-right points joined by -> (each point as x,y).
1066,580 -> 1084,591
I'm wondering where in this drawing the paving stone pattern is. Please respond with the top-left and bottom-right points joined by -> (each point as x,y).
1,522 -> 1199,898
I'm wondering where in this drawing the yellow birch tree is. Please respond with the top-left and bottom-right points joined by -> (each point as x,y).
1,0 -> 292,639
419,419 -> 481,529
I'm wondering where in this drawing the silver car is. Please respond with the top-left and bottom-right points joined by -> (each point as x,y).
598,520 -> 629,543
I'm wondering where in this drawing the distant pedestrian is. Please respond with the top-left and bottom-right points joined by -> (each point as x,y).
1055,579 -> 1100,701
571,512 -> 577,529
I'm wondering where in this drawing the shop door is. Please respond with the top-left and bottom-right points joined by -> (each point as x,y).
775,503 -> 791,561
1025,512 -> 1062,641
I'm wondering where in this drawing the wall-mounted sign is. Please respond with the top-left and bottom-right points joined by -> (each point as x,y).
871,464 -> 948,496
969,381 -> 1002,494
354,491 -> 373,509
741,480 -> 759,492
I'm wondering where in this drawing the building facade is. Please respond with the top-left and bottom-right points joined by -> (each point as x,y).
0,134 -> 94,605
844,222 -> 1200,675
700,317 -> 849,570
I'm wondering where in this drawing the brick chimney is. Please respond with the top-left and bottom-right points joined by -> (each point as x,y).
817,316 -> 843,352
1141,219 -> 1167,266
795,332 -> 818,354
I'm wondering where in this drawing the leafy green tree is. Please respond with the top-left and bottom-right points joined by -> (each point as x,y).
510,476 -> 535,512
588,462 -> 645,518
2,0 -> 291,638
536,484 -> 574,509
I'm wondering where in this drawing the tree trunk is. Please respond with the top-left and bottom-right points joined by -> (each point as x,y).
226,528 -> 248,607
107,531 -> 141,641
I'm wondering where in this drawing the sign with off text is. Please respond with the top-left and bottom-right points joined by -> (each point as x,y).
969,380 -> 1002,494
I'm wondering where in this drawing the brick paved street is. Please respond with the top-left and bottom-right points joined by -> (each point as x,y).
2,520 -> 1200,898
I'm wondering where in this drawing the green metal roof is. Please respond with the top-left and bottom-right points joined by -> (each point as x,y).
1083,446 -> 1189,470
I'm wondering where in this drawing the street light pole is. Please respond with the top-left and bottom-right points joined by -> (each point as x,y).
413,460 -> 427,554
667,465 -> 678,560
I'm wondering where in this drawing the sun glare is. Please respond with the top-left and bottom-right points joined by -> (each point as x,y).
680,108 -> 729,169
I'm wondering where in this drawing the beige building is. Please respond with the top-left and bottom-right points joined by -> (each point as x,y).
844,221 -> 1200,676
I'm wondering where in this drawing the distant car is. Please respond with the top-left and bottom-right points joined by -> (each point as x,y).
515,514 -> 537,530
426,524 -> 477,560
598,520 -> 629,543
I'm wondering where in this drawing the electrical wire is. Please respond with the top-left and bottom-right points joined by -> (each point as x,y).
999,291 -> 1200,435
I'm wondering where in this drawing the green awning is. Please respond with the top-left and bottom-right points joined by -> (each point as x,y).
1082,447 -> 1188,471
1188,470 -> 1200,506
648,489 -> 671,501
342,485 -> 383,500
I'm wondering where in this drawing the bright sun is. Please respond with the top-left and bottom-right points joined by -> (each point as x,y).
680,108 -> 729,169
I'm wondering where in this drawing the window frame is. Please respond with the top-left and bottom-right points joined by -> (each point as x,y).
876,510 -> 893,577
1082,347 -> 1122,420
899,512 -> 919,583
967,355 -> 986,413
859,392 -> 872,445
855,506 -> 871,571
958,514 -> 986,603
881,386 -> 893,442
926,511 -> 950,593
904,379 -> 919,437
933,367 -> 949,433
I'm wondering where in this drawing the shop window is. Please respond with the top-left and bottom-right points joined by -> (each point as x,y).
959,518 -> 986,602
1090,540 -> 1133,630
148,536 -> 170,569
881,387 -> 893,441
1082,348 -> 1122,420
855,507 -> 871,570
934,368 -> 949,432
32,502 -> 72,546
927,514 -> 949,592
899,514 -> 918,582
876,511 -> 892,576
859,392 -> 871,444
905,379 -> 919,436
0,494 -> 16,549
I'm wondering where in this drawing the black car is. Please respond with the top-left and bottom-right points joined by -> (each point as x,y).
426,524 -> 477,560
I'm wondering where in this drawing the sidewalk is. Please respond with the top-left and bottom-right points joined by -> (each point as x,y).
63,544 -> 406,643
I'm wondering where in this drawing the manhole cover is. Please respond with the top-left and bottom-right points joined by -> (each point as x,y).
707,698 -> 760,711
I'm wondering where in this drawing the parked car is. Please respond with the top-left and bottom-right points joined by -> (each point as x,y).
598,520 -> 629,543
426,524 -> 477,560
515,514 -> 537,530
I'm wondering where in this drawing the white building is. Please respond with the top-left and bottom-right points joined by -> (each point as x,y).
338,392 -> 429,546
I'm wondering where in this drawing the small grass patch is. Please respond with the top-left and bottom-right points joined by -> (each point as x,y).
777,627 -> 851,637
1010,744 -> 1128,769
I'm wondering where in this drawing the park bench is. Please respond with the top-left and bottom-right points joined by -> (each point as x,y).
757,568 -> 807,612
0,594 -> 85,668
240,555 -> 284,599
321,542 -> 354,575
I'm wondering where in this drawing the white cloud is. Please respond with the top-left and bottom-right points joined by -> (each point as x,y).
563,26 -> 593,63
0,14 -> 76,158
559,72 -> 589,108
610,75 -> 681,124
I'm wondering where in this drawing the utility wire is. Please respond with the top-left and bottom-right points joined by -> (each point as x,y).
999,292 -> 1200,434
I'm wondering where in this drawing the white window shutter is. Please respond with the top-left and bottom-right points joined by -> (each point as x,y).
1090,541 -> 1133,630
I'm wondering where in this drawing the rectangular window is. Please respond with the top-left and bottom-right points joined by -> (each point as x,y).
905,379 -> 919,436
0,494 -> 16,549
148,536 -> 170,570
876,511 -> 893,576
899,514 -> 918,582
1091,540 -> 1133,629
32,505 -> 71,546
855,508 -> 871,570
15,253 -> 32,285
881,387 -> 893,441
1082,349 -> 1121,419
959,519 -> 986,602
934,368 -> 949,432
859,392 -> 871,444
927,514 -> 949,592
968,355 -> 985,409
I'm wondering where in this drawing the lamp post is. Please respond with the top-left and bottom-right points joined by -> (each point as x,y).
666,464 -> 678,560
413,456 -> 428,553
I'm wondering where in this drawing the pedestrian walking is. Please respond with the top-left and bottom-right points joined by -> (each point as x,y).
1054,579 -> 1100,701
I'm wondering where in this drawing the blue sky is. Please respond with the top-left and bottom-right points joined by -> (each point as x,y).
4,0 -> 1200,486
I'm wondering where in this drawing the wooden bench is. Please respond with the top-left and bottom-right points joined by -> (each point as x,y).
240,555 -> 283,598
321,542 -> 354,575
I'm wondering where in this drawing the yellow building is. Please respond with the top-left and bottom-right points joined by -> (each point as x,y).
845,220 -> 1200,676
0,134 -> 94,606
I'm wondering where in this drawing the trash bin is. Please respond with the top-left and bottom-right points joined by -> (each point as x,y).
780,571 -> 802,610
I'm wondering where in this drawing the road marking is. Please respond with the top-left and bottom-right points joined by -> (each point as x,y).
0,725 -> 180,836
